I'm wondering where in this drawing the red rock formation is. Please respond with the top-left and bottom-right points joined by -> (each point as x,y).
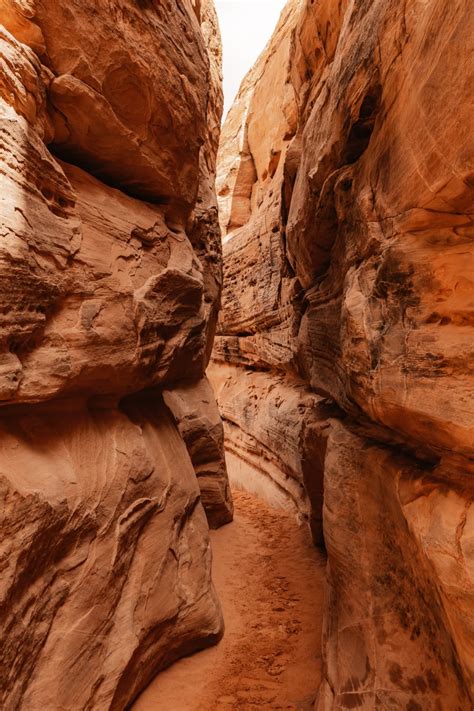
212,0 -> 474,707
164,376 -> 233,528
0,0 -> 231,708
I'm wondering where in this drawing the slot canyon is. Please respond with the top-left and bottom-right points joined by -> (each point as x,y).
0,0 -> 472,709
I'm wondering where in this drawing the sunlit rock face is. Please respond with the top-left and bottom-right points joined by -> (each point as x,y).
0,1 -> 232,708
212,0 -> 474,707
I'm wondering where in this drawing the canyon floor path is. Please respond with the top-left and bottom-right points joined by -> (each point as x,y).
133,490 -> 326,710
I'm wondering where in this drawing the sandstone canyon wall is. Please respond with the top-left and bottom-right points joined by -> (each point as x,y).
211,0 -> 474,708
0,1 -> 232,709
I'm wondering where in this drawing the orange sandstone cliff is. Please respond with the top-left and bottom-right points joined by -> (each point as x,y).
0,1 -> 232,708
211,0 -> 474,708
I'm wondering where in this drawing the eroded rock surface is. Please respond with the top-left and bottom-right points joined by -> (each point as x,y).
213,0 -> 474,707
0,1 -> 231,708
164,376 -> 233,529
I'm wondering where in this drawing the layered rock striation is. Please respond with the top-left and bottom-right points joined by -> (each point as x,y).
212,0 -> 474,708
0,1 -> 232,708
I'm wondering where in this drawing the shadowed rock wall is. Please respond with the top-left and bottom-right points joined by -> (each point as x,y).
211,0 -> 474,707
0,1 -> 232,708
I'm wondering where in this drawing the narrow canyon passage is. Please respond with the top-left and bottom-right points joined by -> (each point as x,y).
1,0 -> 473,709
133,490 -> 326,710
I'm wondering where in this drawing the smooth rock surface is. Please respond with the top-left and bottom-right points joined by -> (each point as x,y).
316,421 -> 472,710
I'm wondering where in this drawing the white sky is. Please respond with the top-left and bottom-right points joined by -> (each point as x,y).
215,0 -> 288,119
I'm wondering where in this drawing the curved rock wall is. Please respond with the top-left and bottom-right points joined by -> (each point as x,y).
0,1 -> 232,708
211,0 -> 474,707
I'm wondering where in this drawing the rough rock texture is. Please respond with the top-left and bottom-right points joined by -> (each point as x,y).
0,395 -> 221,710
213,0 -> 474,707
0,1 -> 232,708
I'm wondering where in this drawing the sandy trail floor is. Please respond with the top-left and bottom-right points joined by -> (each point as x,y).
133,490 -> 327,711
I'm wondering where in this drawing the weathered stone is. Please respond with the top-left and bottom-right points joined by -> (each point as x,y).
0,395 -> 222,711
286,0 -> 474,458
0,1 -> 232,707
214,0 -> 474,707
35,0 -> 211,208
164,376 -> 234,529
209,361 -> 326,545
215,2 -> 302,373
315,421 -> 472,710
